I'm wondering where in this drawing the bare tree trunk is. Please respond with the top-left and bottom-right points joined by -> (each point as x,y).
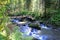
29,0 -> 45,16
39,0 -> 45,16
29,0 -> 37,12
18,0 -> 25,11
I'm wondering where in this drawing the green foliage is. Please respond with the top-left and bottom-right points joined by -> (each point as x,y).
10,26 -> 33,40
0,5 -> 8,31
45,0 -> 51,8
42,11 -> 60,28
49,12 -> 60,27
0,34 -> 7,40
0,6 -> 6,18
0,5 -> 10,40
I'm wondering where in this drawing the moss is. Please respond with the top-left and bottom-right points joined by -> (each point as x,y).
29,23 -> 41,30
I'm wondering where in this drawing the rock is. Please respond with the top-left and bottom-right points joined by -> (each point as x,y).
28,23 -> 41,30
25,17 -> 35,22
7,23 -> 16,33
17,22 -> 27,25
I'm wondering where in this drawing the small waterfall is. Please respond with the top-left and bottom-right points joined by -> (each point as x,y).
11,18 -> 60,40
11,18 -> 53,40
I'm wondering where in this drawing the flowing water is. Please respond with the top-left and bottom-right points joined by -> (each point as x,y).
11,18 -> 60,40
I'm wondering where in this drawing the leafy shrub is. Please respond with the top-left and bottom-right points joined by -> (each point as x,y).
0,34 -> 7,40
42,11 -> 60,28
49,13 -> 60,27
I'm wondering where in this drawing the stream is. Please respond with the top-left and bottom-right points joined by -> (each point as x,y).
11,17 -> 60,40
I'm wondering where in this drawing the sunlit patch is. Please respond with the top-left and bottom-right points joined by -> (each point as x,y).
0,30 -> 7,37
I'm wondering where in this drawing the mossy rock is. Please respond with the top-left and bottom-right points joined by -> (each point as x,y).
28,23 -> 41,30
